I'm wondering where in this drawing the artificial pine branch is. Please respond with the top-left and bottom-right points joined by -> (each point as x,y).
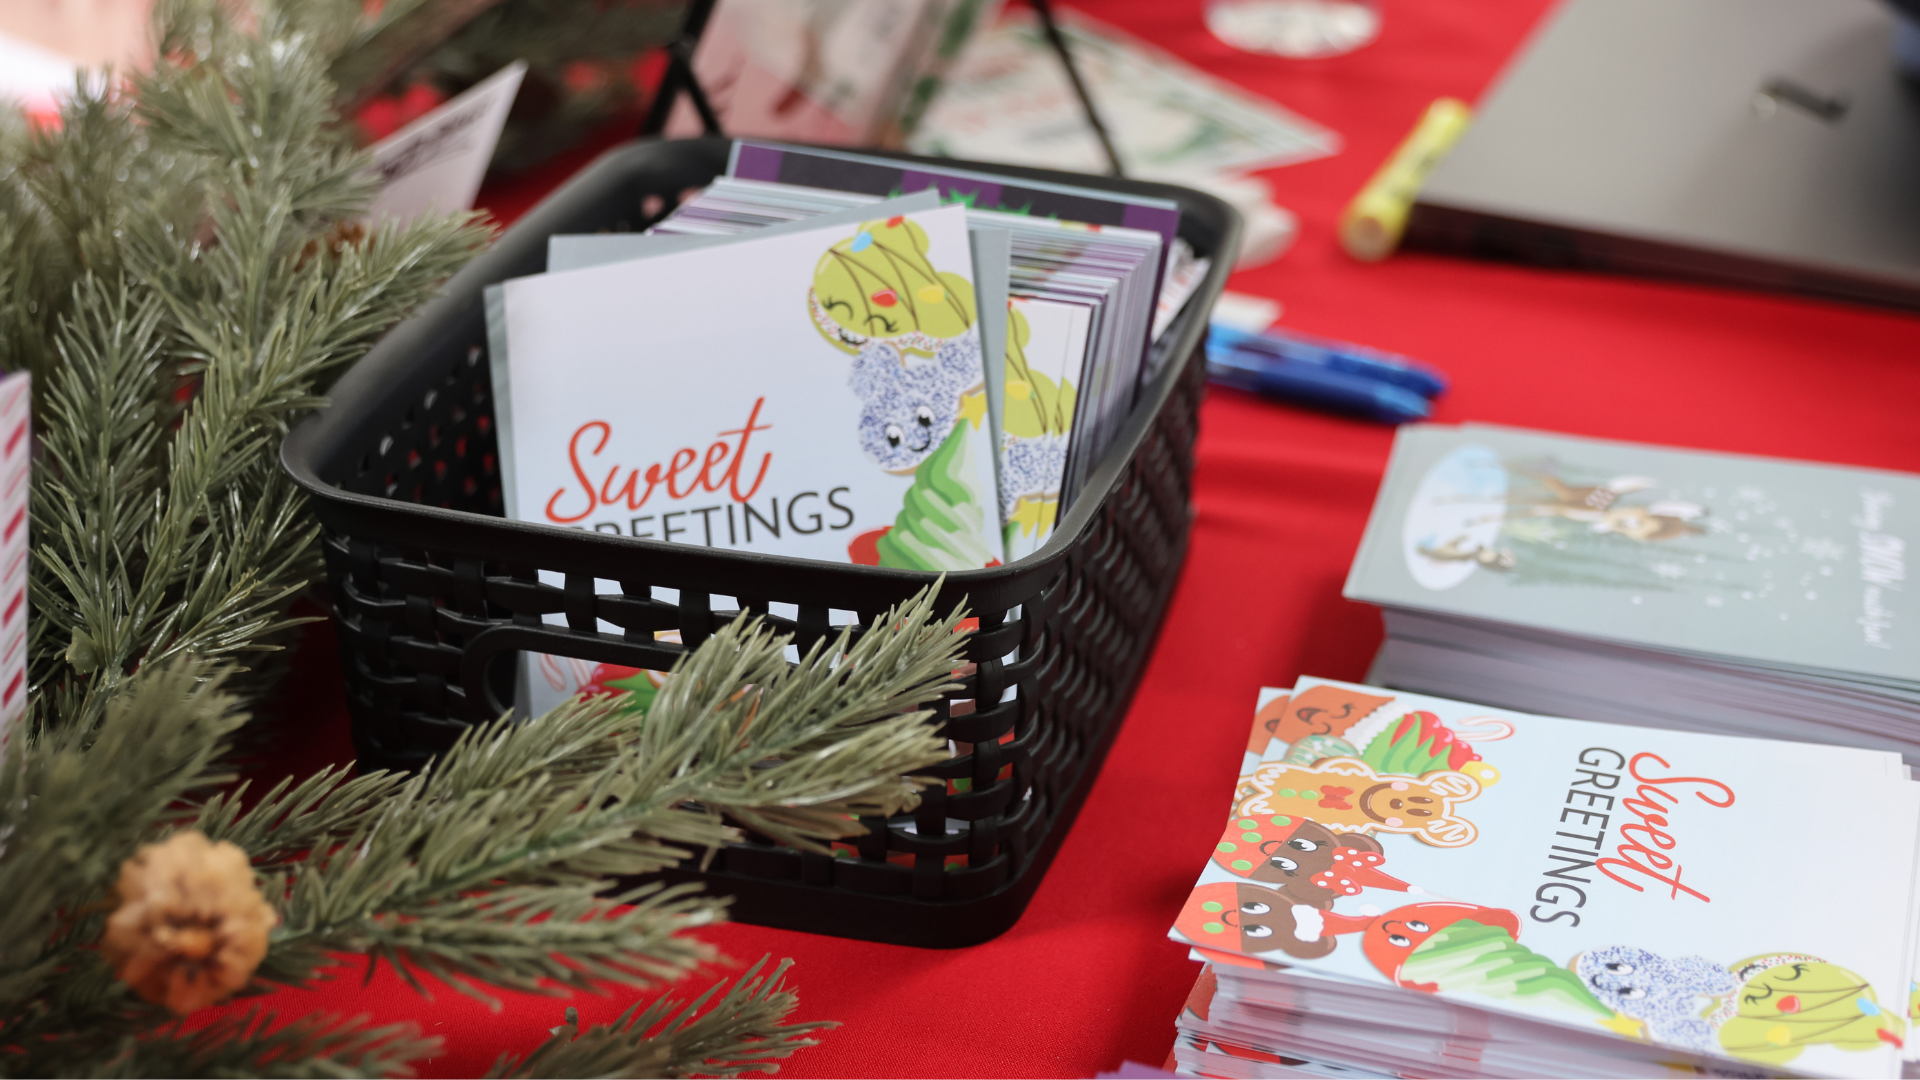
490,957 -> 829,1080
67,1009 -> 437,1080
0,661 -> 249,1058
1,1 -> 971,1073
13,0 -> 492,726
219,593 -> 960,1001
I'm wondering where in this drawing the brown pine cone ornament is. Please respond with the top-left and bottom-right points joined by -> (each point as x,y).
101,831 -> 278,1015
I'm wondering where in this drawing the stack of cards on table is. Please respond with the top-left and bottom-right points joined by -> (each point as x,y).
1168,676 -> 1920,1079
482,140 -> 1209,711
1345,424 -> 1920,763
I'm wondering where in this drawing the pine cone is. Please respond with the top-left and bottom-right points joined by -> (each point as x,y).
296,219 -> 370,270
101,831 -> 278,1015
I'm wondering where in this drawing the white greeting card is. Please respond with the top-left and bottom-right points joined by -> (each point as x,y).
1176,676 -> 1920,1078
493,202 -> 1003,569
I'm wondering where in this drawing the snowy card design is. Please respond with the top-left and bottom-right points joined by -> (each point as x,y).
1173,677 -> 1920,1077
1347,424 -> 1920,683
492,202 -> 1002,569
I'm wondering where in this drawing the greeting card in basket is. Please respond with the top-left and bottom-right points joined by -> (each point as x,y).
489,202 -> 1003,570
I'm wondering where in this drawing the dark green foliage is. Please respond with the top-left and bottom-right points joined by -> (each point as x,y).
0,2 -> 964,1074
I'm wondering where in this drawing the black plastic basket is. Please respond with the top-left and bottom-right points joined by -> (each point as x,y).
280,138 -> 1239,947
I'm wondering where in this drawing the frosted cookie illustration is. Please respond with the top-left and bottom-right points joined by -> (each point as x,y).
1379,905 -> 1615,1022
1574,946 -> 1736,1053
1710,955 -> 1906,1064
1236,758 -> 1482,848
1210,816 -> 1412,906
998,300 -> 1078,549
810,215 -> 998,571
1176,881 -> 1351,961
809,214 -> 982,475
1285,708 -> 1506,788
1248,684 -> 1396,764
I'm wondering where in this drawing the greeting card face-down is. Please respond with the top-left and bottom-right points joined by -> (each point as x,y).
494,203 -> 1003,571
1174,676 -> 1920,1078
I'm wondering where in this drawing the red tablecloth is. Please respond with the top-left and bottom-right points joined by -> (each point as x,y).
240,1 -> 1920,1075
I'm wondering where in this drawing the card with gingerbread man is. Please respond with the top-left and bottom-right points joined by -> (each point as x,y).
1173,676 -> 1920,1078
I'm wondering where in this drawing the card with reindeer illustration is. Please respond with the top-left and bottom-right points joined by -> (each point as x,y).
1175,675 -> 1920,1078
490,202 -> 1004,571
1346,423 -> 1920,684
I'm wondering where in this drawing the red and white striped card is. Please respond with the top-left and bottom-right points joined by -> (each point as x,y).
0,371 -> 29,741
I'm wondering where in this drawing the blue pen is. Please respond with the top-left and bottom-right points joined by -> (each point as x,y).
1208,323 -> 1449,399
1205,346 -> 1431,424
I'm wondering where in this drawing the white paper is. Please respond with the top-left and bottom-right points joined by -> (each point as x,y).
1210,290 -> 1284,334
368,61 -> 526,224
910,8 -> 1338,178
0,30 -> 76,117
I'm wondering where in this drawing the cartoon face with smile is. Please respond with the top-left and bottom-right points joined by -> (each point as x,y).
1175,882 -> 1345,960
1253,685 -> 1395,747
1360,780 -> 1443,828
1211,817 -> 1413,906
1236,758 -> 1483,848
1360,902 -> 1521,990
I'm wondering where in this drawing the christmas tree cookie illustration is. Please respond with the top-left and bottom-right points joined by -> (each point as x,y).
998,301 -> 1076,547
567,629 -> 683,716
580,663 -> 661,715
1387,908 -> 1614,1022
868,421 -> 997,569
1710,955 -> 1906,1065
810,216 -> 995,571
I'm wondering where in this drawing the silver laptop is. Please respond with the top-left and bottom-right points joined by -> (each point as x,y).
1408,0 -> 1920,310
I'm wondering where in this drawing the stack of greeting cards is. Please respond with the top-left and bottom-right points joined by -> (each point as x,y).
1169,676 -> 1920,1079
1345,424 -> 1920,763
481,141 -> 1207,712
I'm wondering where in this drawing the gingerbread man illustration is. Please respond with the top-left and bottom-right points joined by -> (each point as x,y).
1236,758 -> 1482,848
1210,816 -> 1413,906
1176,881 -> 1354,960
